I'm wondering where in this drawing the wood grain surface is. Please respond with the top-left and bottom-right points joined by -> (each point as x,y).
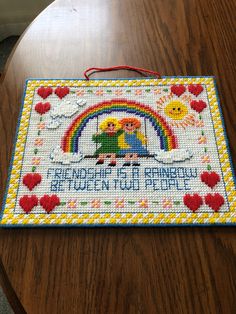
0,0 -> 236,313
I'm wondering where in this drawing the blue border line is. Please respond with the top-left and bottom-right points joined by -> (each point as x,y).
1,76 -> 235,228
24,75 -> 215,81
213,78 -> 236,185
0,80 -> 29,223
1,222 -> 236,228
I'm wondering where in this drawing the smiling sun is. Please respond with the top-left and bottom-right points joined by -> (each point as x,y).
164,101 -> 188,120
157,100 -> 196,128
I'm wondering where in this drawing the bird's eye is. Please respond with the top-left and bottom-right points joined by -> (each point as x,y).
178,108 -> 181,111
173,108 -> 175,110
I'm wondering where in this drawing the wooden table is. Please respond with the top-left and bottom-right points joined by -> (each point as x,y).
0,0 -> 235,312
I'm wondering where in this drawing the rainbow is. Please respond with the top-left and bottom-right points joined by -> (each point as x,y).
62,99 -> 178,153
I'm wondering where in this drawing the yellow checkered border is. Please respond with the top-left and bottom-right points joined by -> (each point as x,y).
1,77 -> 236,226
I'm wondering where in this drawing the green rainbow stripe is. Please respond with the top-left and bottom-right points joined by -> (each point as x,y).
62,99 -> 177,152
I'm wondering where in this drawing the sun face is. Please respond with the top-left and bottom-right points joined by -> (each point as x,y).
164,101 -> 188,120
156,96 -> 196,129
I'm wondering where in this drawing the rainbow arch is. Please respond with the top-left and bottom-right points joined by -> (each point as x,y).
62,99 -> 178,153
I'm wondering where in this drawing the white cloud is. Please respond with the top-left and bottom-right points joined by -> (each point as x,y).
50,98 -> 86,118
46,118 -> 62,129
154,149 -> 193,164
77,99 -> 86,107
50,146 -> 84,165
50,100 -> 78,118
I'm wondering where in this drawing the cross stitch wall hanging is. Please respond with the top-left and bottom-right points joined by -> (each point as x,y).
1,67 -> 236,226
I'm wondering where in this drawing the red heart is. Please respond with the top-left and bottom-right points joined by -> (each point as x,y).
23,173 -> 42,191
171,85 -> 186,97
183,194 -> 203,212
35,102 -> 51,115
37,87 -> 53,99
205,193 -> 224,212
40,195 -> 60,213
190,100 -> 207,113
188,84 -> 203,96
200,171 -> 220,188
55,87 -> 70,99
19,195 -> 38,213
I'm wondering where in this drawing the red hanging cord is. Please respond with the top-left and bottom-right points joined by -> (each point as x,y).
83,65 -> 161,80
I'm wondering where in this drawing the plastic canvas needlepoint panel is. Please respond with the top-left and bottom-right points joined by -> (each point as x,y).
1,77 -> 236,227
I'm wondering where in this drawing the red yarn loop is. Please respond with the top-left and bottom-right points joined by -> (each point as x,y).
83,66 -> 161,80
